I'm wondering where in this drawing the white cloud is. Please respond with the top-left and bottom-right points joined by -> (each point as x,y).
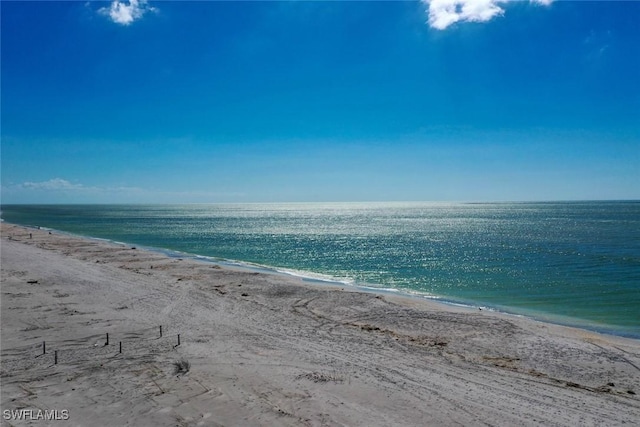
424,0 -> 505,30
2,178 -> 242,203
99,0 -> 155,26
22,178 -> 85,191
16,178 -> 141,195
422,0 -> 553,30
531,0 -> 554,5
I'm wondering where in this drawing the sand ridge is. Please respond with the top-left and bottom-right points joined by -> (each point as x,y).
1,223 -> 639,426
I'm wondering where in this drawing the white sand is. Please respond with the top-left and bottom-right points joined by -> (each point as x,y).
1,223 -> 639,426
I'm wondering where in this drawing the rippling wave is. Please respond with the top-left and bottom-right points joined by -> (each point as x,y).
3,201 -> 639,337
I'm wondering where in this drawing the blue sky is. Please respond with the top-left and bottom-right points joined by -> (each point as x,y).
1,0 -> 638,203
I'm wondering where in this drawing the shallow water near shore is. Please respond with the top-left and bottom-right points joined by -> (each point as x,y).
2,201 -> 639,337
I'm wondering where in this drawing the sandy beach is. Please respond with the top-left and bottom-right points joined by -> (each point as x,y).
1,222 -> 639,426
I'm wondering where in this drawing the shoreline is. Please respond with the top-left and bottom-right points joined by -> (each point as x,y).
5,220 -> 638,340
2,222 -> 640,426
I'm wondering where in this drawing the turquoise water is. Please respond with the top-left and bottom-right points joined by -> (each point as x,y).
2,202 -> 639,338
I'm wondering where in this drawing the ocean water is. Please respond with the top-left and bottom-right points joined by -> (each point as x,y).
2,202 -> 639,338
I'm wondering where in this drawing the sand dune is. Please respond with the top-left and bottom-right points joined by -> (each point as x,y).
1,223 -> 639,426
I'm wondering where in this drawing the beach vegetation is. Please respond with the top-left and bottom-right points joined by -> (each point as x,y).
172,358 -> 190,376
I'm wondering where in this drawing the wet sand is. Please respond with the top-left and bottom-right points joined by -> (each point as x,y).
1,222 -> 639,426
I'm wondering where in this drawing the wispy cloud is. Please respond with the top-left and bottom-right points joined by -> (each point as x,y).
422,0 -> 553,30
2,178 -> 244,204
583,29 -> 612,62
99,0 -> 156,26
12,178 -> 142,196
21,178 -> 85,191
